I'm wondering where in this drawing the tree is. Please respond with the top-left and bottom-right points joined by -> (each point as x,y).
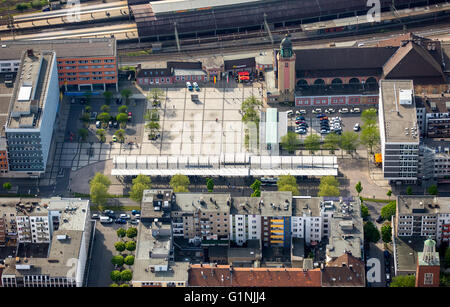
78,128 -> 88,141
132,174 -> 151,187
124,255 -> 135,266
110,283 -> 119,287
406,186 -> 413,195
360,125 -> 380,154
318,184 -> 340,197
241,95 -> 262,111
323,133 -> 341,153
110,270 -> 121,282
116,113 -> 129,129
120,284 -> 130,287
280,132 -> 300,152
355,181 -> 363,196
148,88 -> 165,106
251,189 -> 261,197
170,174 -> 190,192
146,121 -> 160,135
3,182 -> 11,190
381,223 -> 392,243
103,91 -> 113,105
115,241 -> 126,252
84,105 -> 92,113
320,176 -> 339,188
100,104 -> 110,113
120,270 -> 133,282
387,190 -> 392,200
277,175 -> 297,188
91,173 -> 111,187
250,179 -> 261,197
118,105 -> 128,114
90,182 -> 109,206
206,178 -> 214,192
381,201 -> 396,221
97,112 -> 111,125
121,89 -> 132,105
364,221 -> 380,243
361,108 -> 378,126
111,255 -> 124,267
278,184 -> 300,196
444,247 -> 450,268
96,129 -> 106,143
117,228 -> 126,238
126,227 -> 138,239
144,109 -> 159,122
427,185 -> 438,195
304,134 -> 321,153
361,203 -> 370,220
130,183 -> 149,203
125,241 -> 136,251
114,129 -> 126,143
339,131 -> 359,153
390,275 -> 415,287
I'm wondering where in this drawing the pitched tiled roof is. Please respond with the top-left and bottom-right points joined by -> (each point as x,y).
188,264 -> 322,287
322,253 -> 365,287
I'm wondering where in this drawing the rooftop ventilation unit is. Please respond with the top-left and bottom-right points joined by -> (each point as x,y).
399,89 -> 413,105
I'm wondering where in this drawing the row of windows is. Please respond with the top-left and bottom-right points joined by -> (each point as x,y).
59,59 -> 114,64
58,65 -> 115,70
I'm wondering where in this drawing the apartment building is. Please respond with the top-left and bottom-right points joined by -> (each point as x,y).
16,202 -> 50,244
141,189 -> 175,223
132,221 -> 189,287
5,50 -> 59,177
1,197 -> 91,287
171,193 -> 231,245
378,80 -> 420,184
291,197 -> 323,245
0,202 -> 18,246
395,195 -> 450,246
0,38 -> 118,91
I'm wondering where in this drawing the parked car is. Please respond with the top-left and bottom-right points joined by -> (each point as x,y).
339,108 -> 349,113
96,121 -> 101,128
100,216 -> 113,224
119,214 -> 131,219
320,129 -> 330,134
299,109 -> 307,115
297,129 -> 307,135
91,214 -> 100,220
320,116 -> 328,121
90,112 -> 98,121
112,135 -> 117,142
132,210 -> 141,215
385,273 -> 391,282
130,219 -> 140,225
186,81 -> 193,91
113,121 -> 119,129
134,214 -> 140,219
376,215 -> 383,223
351,107 -> 361,113
325,108 -> 335,114
115,218 -> 127,224
296,116 -> 305,121
354,123 -> 360,131
193,82 -> 200,91
104,210 -> 114,215
108,121 -> 113,128
312,108 -> 322,114
286,110 -> 293,117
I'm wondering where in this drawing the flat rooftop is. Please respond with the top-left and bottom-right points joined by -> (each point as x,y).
0,38 -> 116,61
397,195 -> 450,215
7,50 -> 54,130
150,0 -> 262,15
380,80 -> 419,143
231,191 -> 292,217
44,197 -> 89,231
133,260 -> 189,283
292,197 -> 321,217
173,193 -> 231,213
394,235 -> 425,274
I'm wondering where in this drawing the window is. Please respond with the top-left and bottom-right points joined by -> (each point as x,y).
424,273 -> 434,285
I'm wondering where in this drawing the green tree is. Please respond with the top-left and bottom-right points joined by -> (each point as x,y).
277,175 -> 297,188
96,129 -> 106,143
90,182 -> 109,206
360,125 -> 380,154
125,241 -> 136,252
115,241 -> 126,252
241,95 -> 262,111
361,108 -> 378,126
146,121 -> 160,135
304,134 -> 321,153
3,182 -> 12,190
84,105 -> 92,113
320,176 -> 339,188
117,228 -> 126,238
170,174 -> 190,192
132,174 -> 152,187
103,91 -> 113,105
251,189 -> 261,197
390,275 -> 415,287
280,132 -> 300,152
364,221 -> 380,243
110,270 -> 121,282
427,185 -> 438,195
91,173 -> 111,187
206,178 -> 214,192
121,89 -> 132,105
144,109 -> 159,122
110,283 -> 119,287
339,131 -> 359,153
129,175 -> 151,203
440,274 -> 450,287
120,270 -> 133,282
361,203 -> 370,220
148,88 -> 164,106
406,186 -> 413,195
114,129 -> 126,143
124,255 -> 135,266
250,179 -> 261,192
97,112 -> 111,125
126,227 -> 138,239
381,201 -> 396,221
120,284 -> 131,287
323,133 -> 341,153
111,255 -> 124,267
100,104 -> 110,113
278,184 -> 299,196
79,113 -> 90,126
78,128 -> 88,141
116,113 -> 129,129
381,223 -> 392,243
118,105 -> 128,114
355,181 -> 363,196
387,190 -> 392,200
318,184 -> 340,197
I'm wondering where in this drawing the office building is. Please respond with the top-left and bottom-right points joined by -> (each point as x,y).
378,80 -> 420,184
5,50 -> 59,177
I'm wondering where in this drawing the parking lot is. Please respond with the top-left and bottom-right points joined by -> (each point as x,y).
285,105 -> 377,142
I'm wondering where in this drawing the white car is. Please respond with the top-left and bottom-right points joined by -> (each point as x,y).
119,214 -> 131,219
286,110 -> 293,117
351,107 -> 361,113
299,109 -> 307,115
339,108 -> 349,113
325,108 -> 335,114
354,123 -> 360,131
312,108 -> 322,114
295,110 -> 301,116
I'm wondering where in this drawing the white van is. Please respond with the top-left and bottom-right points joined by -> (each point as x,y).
100,216 -> 113,224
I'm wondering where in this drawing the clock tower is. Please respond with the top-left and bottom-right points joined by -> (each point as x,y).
277,34 -> 296,102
